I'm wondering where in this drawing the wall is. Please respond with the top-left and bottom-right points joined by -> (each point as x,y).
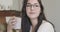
42,0 -> 59,32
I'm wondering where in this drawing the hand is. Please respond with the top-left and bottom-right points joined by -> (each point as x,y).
7,16 -> 17,32
9,16 -> 17,27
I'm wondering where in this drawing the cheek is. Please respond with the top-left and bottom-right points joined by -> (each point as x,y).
26,7 -> 30,14
35,8 -> 41,15
34,8 -> 41,18
26,7 -> 31,16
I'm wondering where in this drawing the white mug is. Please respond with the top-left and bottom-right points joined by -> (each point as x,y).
6,17 -> 21,29
13,17 -> 21,29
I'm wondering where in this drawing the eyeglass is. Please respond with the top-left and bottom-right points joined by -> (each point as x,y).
26,4 -> 40,8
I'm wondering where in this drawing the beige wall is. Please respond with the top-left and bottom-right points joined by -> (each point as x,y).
42,0 -> 59,32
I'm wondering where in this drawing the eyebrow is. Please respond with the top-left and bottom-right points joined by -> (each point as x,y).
27,3 -> 39,5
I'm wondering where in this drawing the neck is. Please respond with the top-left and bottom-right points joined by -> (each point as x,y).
30,18 -> 38,27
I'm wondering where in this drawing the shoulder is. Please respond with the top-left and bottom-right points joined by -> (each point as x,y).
37,20 -> 55,32
41,20 -> 54,27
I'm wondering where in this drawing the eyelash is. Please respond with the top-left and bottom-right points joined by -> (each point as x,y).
35,5 -> 39,7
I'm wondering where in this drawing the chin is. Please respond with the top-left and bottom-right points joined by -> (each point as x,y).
29,16 -> 37,19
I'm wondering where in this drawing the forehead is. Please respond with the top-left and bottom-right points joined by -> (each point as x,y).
27,0 -> 39,4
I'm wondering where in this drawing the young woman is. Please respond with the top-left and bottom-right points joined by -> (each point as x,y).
21,0 -> 55,32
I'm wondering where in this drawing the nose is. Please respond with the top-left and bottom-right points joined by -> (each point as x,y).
30,6 -> 34,11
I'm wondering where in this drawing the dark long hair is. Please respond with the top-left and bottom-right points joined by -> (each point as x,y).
21,0 -> 47,32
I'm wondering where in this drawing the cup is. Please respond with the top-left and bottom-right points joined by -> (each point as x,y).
13,17 -> 21,29
6,17 -> 21,29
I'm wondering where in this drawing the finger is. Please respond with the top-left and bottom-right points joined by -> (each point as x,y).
8,19 -> 16,26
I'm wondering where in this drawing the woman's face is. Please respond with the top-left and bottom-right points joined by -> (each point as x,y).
26,0 -> 41,19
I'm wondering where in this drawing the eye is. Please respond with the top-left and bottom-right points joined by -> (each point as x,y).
26,5 -> 31,7
35,5 -> 39,7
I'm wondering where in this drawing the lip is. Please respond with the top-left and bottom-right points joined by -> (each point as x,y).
29,12 -> 35,14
